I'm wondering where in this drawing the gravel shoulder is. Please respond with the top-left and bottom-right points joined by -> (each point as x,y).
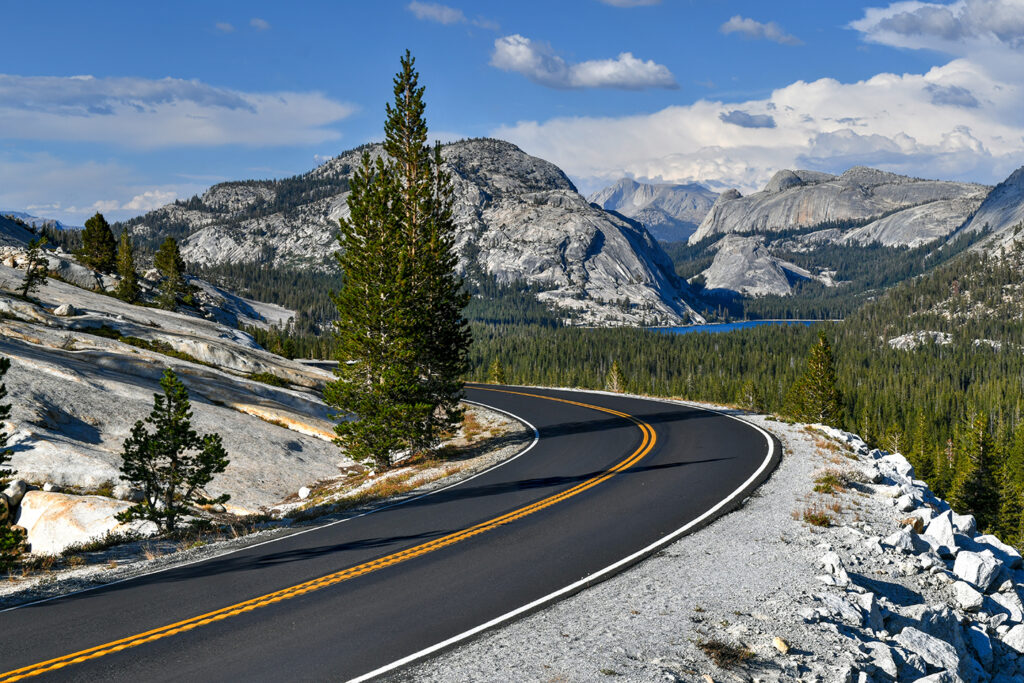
398,396 -> 1024,683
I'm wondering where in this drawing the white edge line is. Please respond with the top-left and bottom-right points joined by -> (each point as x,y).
348,386 -> 777,683
0,398 -> 540,615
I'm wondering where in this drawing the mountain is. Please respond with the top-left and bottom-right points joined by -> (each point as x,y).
587,178 -> 717,242
953,165 -> 1024,249
0,210 -> 82,232
127,139 -> 703,327
699,235 -> 836,297
1,215 -> 39,247
690,167 -> 989,246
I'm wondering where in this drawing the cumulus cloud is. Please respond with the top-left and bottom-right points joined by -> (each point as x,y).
720,110 -> 777,128
490,35 -> 677,90
0,74 -> 355,148
720,15 -> 802,45
0,152 -> 204,223
250,17 -> 271,30
852,0 -> 1024,52
493,54 -> 1024,195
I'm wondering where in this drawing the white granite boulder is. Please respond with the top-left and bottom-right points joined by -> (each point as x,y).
14,490 -> 156,555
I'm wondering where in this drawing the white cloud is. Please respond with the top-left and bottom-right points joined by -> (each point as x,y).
406,2 -> 498,30
407,1 -> 465,24
852,0 -> 1024,53
490,34 -> 677,90
250,17 -> 271,30
493,55 -> 1024,195
215,22 -> 235,33
0,152 -> 204,224
720,15 -> 802,45
0,74 -> 356,148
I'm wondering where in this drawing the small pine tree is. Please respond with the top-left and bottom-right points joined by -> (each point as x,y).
737,379 -> 761,412
997,423 -> 1024,542
117,369 -> 230,533
115,227 -> 140,303
949,412 -> 999,532
19,236 -> 48,298
154,237 -> 186,310
605,360 -> 625,393
487,358 -> 507,384
0,356 -> 25,569
785,330 -> 841,426
79,212 -> 117,273
0,356 -> 13,484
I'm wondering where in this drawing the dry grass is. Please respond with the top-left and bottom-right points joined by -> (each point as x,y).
697,638 -> 755,669
801,506 -> 834,528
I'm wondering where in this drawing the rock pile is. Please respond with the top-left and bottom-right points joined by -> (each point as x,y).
806,425 -> 1024,682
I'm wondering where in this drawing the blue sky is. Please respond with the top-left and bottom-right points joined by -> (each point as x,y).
2,0 -> 1023,223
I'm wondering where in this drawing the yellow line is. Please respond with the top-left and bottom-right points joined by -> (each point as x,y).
0,389 -> 656,682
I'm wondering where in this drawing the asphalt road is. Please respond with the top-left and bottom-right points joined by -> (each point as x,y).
0,385 -> 780,682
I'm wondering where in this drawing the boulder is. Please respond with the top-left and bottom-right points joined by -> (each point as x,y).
1002,624 -> 1024,654
894,627 -> 960,673
298,486 -> 311,500
14,490 -> 156,555
820,594 -> 863,625
42,482 -> 63,493
973,535 -> 1022,569
855,591 -> 884,631
954,551 -> 1002,593
926,511 -> 959,557
953,581 -> 985,612
877,453 -> 915,483
952,513 -> 978,537
864,641 -> 897,678
966,624 -> 993,670
3,479 -> 28,507
112,483 -> 144,502
52,303 -> 77,317
0,492 -> 9,524
988,589 -> 1024,623
896,494 -> 917,512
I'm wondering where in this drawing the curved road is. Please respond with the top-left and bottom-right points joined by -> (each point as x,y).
0,385 -> 780,682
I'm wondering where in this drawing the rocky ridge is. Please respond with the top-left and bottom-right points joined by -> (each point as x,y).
700,235 -> 838,297
955,165 -> 1024,250
130,139 -> 702,326
690,167 -> 989,247
588,177 -> 718,243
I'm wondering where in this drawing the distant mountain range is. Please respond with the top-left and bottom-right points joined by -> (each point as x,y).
587,178 -> 717,243
123,139 -> 704,327
0,211 -> 82,232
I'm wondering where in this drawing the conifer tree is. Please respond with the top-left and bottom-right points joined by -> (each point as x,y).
997,423 -> 1024,542
117,369 -> 230,533
79,212 -> 117,273
0,356 -> 13,484
19,236 -> 48,298
605,360 -> 625,393
0,356 -> 25,569
154,237 -> 186,310
949,412 -> 999,532
325,52 -> 470,469
115,227 -> 141,303
488,358 -> 507,384
736,379 -> 761,412
785,330 -> 841,426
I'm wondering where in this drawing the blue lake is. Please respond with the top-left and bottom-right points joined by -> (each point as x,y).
650,320 -> 826,336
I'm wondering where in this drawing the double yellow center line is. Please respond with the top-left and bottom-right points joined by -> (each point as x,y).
0,389 -> 656,681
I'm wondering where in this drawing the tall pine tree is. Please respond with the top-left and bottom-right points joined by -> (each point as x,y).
949,412 -> 1000,532
785,330 -> 842,426
116,227 -> 141,303
79,212 -> 117,273
155,237 -> 187,309
325,52 -> 470,469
